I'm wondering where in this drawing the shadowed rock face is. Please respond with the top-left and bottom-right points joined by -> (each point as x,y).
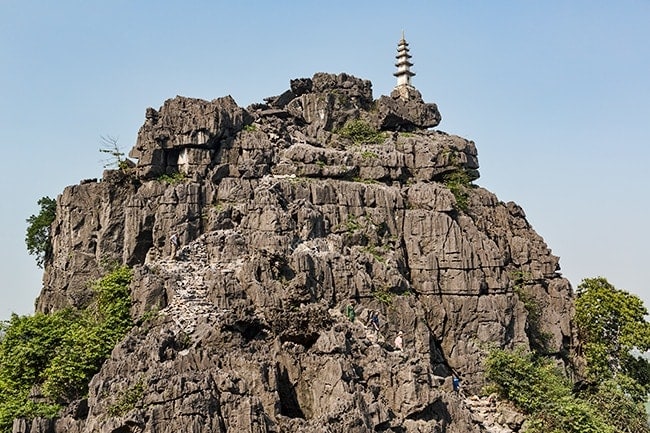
29,73 -> 573,433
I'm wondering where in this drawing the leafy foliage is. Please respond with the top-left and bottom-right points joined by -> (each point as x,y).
43,266 -> 133,401
338,120 -> 384,144
486,276 -> 650,433
485,348 -> 614,433
0,266 -> 133,431
585,377 -> 650,433
107,379 -> 145,417
242,123 -> 257,132
157,171 -> 187,185
442,170 -> 472,211
575,277 -> 650,400
360,150 -> 378,159
510,271 -> 551,352
0,312 -> 72,427
25,197 -> 56,268
486,348 -> 570,413
372,287 -> 394,305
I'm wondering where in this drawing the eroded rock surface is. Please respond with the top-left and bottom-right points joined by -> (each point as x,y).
27,73 -> 573,432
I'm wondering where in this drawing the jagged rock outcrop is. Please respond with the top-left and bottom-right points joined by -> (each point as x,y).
129,95 -> 252,179
27,73 -> 574,432
373,85 -> 441,131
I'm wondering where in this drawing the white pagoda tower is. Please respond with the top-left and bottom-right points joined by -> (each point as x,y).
394,32 -> 415,88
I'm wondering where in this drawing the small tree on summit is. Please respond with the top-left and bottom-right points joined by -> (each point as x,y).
25,196 -> 57,268
99,135 -> 128,170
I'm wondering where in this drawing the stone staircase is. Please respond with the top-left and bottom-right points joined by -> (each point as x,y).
157,239 -> 228,335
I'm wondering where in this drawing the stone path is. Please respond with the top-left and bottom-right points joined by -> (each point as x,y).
157,239 -> 228,335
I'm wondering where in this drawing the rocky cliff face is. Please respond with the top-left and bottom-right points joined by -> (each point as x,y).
25,73 -> 573,432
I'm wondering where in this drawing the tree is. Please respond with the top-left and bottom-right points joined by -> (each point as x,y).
99,135 -> 127,170
485,348 -> 615,433
0,266 -> 133,429
484,277 -> 650,433
25,196 -> 56,268
0,311 -> 72,428
586,376 -> 650,433
41,266 -> 133,402
575,277 -> 650,401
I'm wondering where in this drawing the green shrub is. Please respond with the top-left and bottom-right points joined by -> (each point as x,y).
0,266 -> 133,430
442,170 -> 471,212
0,312 -> 72,388
338,120 -> 384,144
360,150 -> 378,159
0,311 -> 74,427
485,348 -> 618,433
43,266 -> 133,401
107,379 -> 145,417
485,348 -> 569,412
510,273 -> 552,352
157,172 -> 187,185
25,197 -> 56,268
93,265 -> 134,332
372,288 -> 394,305
585,377 -> 650,433
526,397 -> 613,433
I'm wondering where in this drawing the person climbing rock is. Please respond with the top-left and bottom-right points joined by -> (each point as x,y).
170,230 -> 180,258
368,310 -> 380,332
394,331 -> 403,351
345,300 -> 356,322
452,374 -> 461,393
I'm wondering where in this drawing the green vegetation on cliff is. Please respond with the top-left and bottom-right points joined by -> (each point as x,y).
338,119 -> 384,144
486,348 -> 612,433
486,277 -> 650,433
575,277 -> 650,400
0,266 -> 133,431
25,196 -> 56,268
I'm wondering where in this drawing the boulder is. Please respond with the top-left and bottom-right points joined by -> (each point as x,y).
372,86 -> 441,131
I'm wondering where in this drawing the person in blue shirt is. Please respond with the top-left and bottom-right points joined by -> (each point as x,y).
368,310 -> 380,331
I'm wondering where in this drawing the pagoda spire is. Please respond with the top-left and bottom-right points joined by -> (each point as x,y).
394,32 -> 415,88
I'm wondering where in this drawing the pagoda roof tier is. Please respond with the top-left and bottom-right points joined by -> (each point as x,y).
393,70 -> 415,77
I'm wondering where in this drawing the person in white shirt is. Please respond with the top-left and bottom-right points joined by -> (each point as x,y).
394,331 -> 403,351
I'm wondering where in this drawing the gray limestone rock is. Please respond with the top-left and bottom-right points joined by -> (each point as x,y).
27,72 -> 574,432
372,86 -> 442,131
129,95 -> 252,179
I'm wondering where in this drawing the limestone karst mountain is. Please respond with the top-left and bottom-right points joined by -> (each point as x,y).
18,71 -> 574,433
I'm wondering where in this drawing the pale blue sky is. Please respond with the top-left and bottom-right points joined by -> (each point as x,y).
2,1 -> 649,320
